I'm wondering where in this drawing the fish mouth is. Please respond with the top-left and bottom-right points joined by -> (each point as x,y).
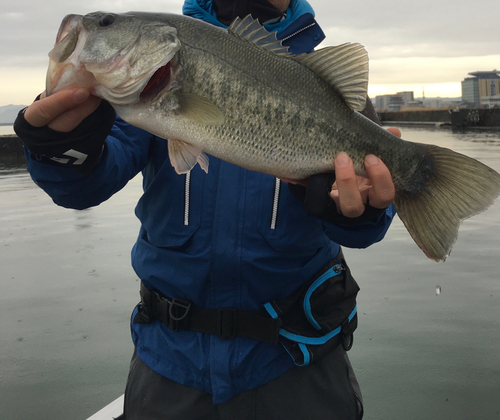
140,61 -> 172,100
46,15 -> 88,95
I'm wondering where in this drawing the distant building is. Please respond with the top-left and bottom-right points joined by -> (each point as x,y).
374,92 -> 461,112
403,100 -> 424,109
461,70 -> 500,107
408,97 -> 462,110
396,91 -> 414,103
426,99 -> 444,109
375,92 -> 414,112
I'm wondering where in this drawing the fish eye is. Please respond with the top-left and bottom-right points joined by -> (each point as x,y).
99,14 -> 116,27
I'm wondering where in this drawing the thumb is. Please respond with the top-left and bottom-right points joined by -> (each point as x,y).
24,88 -> 90,127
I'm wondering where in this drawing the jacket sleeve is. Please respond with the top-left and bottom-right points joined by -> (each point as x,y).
323,204 -> 396,249
323,97 -> 395,248
26,117 -> 153,210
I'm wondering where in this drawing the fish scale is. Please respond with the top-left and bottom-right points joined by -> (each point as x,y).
182,49 -> 341,174
172,17 -> 346,172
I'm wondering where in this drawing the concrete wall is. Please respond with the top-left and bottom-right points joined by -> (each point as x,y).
378,108 -> 500,127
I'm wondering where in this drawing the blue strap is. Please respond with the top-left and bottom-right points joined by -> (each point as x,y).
263,302 -> 279,319
278,306 -> 357,345
303,264 -> 343,330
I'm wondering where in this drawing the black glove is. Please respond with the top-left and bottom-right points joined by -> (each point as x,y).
288,173 -> 387,225
14,98 -> 116,176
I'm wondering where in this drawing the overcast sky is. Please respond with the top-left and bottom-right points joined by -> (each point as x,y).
1,0 -> 499,106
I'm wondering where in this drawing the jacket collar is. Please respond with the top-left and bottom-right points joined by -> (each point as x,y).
182,0 -> 324,53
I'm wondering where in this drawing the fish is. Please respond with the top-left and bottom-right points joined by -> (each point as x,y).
45,11 -> 500,262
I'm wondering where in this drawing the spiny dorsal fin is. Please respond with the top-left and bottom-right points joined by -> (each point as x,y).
228,15 -> 290,56
293,43 -> 369,111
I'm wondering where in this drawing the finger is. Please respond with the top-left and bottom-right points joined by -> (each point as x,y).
364,155 -> 395,209
387,127 -> 402,138
329,181 -> 340,208
24,88 -> 90,128
333,153 -> 365,217
48,94 -> 101,132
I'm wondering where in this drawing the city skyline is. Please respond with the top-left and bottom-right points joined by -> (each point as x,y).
1,0 -> 499,106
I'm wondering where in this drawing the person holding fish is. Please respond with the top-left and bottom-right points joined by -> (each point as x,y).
20,0 -> 493,419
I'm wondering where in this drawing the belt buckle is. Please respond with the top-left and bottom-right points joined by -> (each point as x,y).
168,297 -> 192,331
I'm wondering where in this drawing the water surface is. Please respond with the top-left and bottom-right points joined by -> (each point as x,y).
1,127 -> 499,419
347,128 -> 500,420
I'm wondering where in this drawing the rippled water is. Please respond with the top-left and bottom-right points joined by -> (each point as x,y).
1,127 -> 499,419
347,128 -> 500,420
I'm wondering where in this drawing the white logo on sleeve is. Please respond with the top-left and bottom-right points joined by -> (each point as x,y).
50,149 -> 88,165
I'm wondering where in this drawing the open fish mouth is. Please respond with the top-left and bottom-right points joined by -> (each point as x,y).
140,62 -> 172,100
46,14 -> 88,95
53,14 -> 84,60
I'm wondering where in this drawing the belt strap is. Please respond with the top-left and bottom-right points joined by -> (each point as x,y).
134,283 -> 282,345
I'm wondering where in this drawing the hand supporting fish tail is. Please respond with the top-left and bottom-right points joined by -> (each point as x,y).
288,172 -> 390,225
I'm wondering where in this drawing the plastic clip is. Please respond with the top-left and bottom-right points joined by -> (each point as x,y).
168,297 -> 192,331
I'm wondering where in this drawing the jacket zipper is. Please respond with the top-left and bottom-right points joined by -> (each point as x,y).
184,171 -> 191,226
270,177 -> 281,230
269,24 -> 315,228
280,22 -> 316,42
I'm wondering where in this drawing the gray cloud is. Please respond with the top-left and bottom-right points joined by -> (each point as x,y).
314,0 -> 500,59
1,0 -> 499,104
1,0 -> 184,66
5,0 -> 499,63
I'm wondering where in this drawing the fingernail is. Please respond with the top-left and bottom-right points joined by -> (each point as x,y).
335,153 -> 350,167
73,88 -> 89,103
365,155 -> 379,166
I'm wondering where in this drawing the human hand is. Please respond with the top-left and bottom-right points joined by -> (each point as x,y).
330,127 -> 399,217
14,88 -> 115,175
23,88 -> 101,132
287,128 -> 400,224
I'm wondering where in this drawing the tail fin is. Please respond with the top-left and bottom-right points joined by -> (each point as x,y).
394,144 -> 500,262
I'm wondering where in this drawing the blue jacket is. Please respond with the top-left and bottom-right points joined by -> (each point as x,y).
26,0 -> 395,404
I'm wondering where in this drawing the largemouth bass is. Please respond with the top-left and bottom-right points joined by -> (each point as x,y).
46,11 -> 500,262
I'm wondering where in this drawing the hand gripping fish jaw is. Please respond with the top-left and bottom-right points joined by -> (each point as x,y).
46,12 -> 182,106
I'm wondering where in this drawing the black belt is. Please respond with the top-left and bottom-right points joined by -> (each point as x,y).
134,283 -> 282,345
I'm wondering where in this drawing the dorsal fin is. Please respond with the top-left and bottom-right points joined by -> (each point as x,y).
228,17 -> 368,111
228,15 -> 290,55
292,43 -> 369,111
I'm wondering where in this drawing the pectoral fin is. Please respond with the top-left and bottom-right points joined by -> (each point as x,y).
168,138 -> 209,174
178,92 -> 224,125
